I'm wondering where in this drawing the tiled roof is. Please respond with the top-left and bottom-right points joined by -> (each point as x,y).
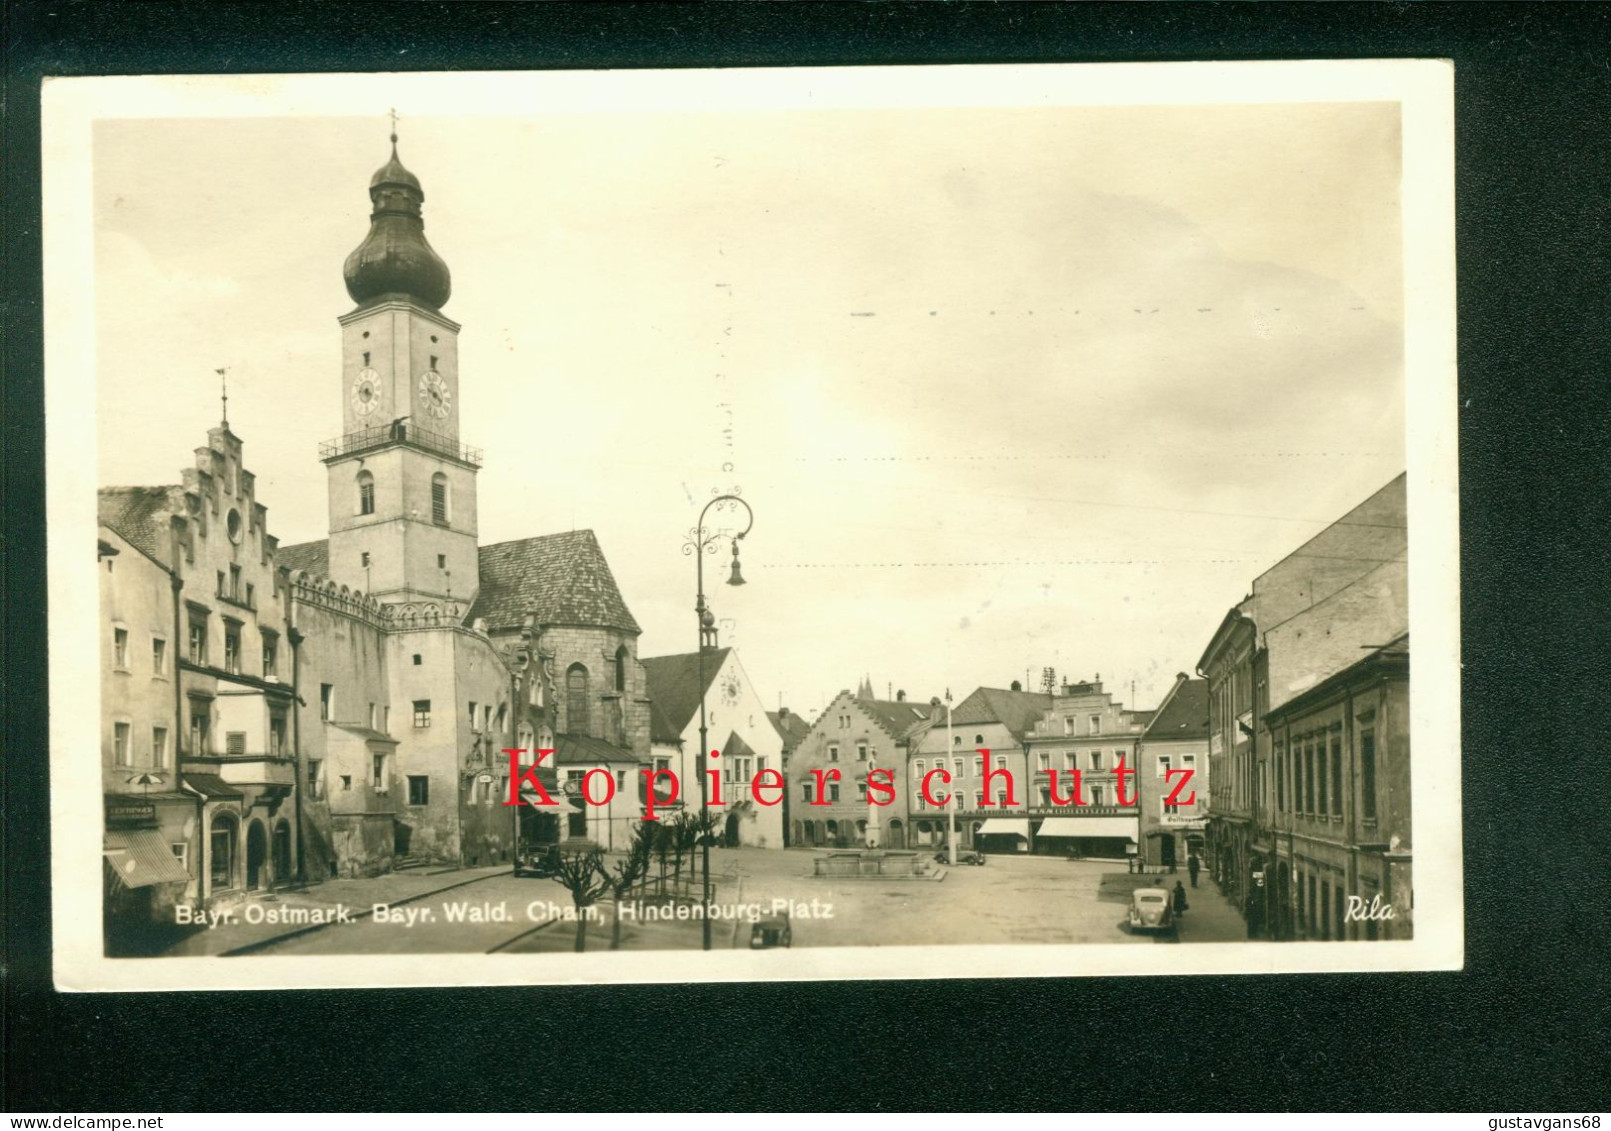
858,696 -> 935,741
641,648 -> 730,742
468,530 -> 640,634
98,485 -> 182,567
722,730 -> 756,760
553,732 -> 643,766
1142,679 -> 1209,741
766,710 -> 811,753
950,687 -> 1054,740
277,538 -> 330,577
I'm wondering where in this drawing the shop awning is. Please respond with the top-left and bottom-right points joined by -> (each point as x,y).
1037,817 -> 1138,840
103,829 -> 189,889
976,818 -> 1031,839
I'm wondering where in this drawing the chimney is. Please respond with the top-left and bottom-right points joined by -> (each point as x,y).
778,707 -> 789,720
896,690 -> 906,702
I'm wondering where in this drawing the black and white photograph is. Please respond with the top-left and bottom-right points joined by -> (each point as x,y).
45,61 -> 1459,989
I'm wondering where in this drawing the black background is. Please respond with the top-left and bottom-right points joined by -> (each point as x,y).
4,1 -> 1608,1113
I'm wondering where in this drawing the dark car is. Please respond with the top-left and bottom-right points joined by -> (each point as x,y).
750,913 -> 792,949
934,846 -> 987,866
514,844 -> 561,878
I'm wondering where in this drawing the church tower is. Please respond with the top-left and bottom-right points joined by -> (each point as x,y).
322,130 -> 481,607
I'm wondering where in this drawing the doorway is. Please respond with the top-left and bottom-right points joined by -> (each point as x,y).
246,820 -> 268,890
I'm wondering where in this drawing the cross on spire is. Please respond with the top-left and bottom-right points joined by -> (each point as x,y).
389,107 -> 399,145
215,367 -> 229,427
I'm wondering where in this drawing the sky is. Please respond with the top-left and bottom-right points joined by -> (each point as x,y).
92,98 -> 1405,723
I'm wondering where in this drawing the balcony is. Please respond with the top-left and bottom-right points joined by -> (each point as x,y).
320,422 -> 482,469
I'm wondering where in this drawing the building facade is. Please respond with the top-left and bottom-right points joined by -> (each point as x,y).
1021,678 -> 1152,858
1136,674 -> 1210,870
906,686 -> 1050,853
642,647 -> 785,849
98,135 -> 658,947
1199,474 -> 1409,937
785,679 -> 933,849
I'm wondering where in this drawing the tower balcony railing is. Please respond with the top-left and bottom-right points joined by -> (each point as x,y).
319,421 -> 482,468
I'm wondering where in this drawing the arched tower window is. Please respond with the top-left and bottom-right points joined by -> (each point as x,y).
566,664 -> 590,736
614,645 -> 629,692
357,470 -> 375,516
431,473 -> 450,525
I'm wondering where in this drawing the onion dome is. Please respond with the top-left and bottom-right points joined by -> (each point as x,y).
342,135 -> 451,309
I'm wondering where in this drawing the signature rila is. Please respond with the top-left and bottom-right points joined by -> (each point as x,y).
1344,894 -> 1396,922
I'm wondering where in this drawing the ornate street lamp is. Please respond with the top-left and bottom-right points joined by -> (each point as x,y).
683,493 -> 754,951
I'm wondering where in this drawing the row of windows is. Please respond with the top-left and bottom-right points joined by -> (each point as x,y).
110,721 -> 171,770
354,470 -> 452,525
179,614 -> 279,678
1273,725 -> 1376,822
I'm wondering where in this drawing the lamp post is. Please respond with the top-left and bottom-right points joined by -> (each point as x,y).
685,492 -> 754,951
945,689 -> 957,867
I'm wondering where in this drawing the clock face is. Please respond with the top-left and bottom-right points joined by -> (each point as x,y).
350,367 -> 382,417
721,675 -> 742,704
419,370 -> 451,418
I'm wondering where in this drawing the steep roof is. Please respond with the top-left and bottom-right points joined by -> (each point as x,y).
553,732 -> 642,766
276,538 -> 330,577
468,530 -> 640,634
766,710 -> 812,753
1143,678 -> 1210,742
950,687 -> 1054,741
641,648 -> 731,743
721,730 -> 757,760
856,695 -> 935,741
98,485 -> 182,567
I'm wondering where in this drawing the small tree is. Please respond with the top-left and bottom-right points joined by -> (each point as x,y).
671,812 -> 698,892
607,822 -> 656,950
551,846 -> 611,953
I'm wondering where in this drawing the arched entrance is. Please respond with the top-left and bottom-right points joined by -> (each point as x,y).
724,813 -> 740,848
246,820 -> 268,890
272,819 -> 293,885
887,818 -> 904,848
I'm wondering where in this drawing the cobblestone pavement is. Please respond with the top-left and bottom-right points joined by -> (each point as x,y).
201,847 -> 1260,955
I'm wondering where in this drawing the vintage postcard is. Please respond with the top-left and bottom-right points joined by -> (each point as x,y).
46,60 -> 1459,990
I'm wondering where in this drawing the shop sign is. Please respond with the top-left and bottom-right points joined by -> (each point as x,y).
106,799 -> 157,828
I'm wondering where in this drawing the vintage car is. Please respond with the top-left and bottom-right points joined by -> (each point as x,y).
750,912 -> 792,949
513,844 -> 562,879
1128,887 -> 1177,935
933,846 -> 987,866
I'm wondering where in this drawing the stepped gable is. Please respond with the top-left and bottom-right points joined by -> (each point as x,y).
276,538 -> 330,578
467,529 -> 640,634
98,485 -> 183,565
641,648 -> 731,743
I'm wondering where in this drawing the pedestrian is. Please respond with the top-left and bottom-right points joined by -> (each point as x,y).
1188,853 -> 1200,888
1173,880 -> 1189,916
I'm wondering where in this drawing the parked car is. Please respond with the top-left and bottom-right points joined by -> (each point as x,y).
933,846 -> 987,866
750,912 -> 792,949
1128,887 -> 1177,935
513,844 -> 561,879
